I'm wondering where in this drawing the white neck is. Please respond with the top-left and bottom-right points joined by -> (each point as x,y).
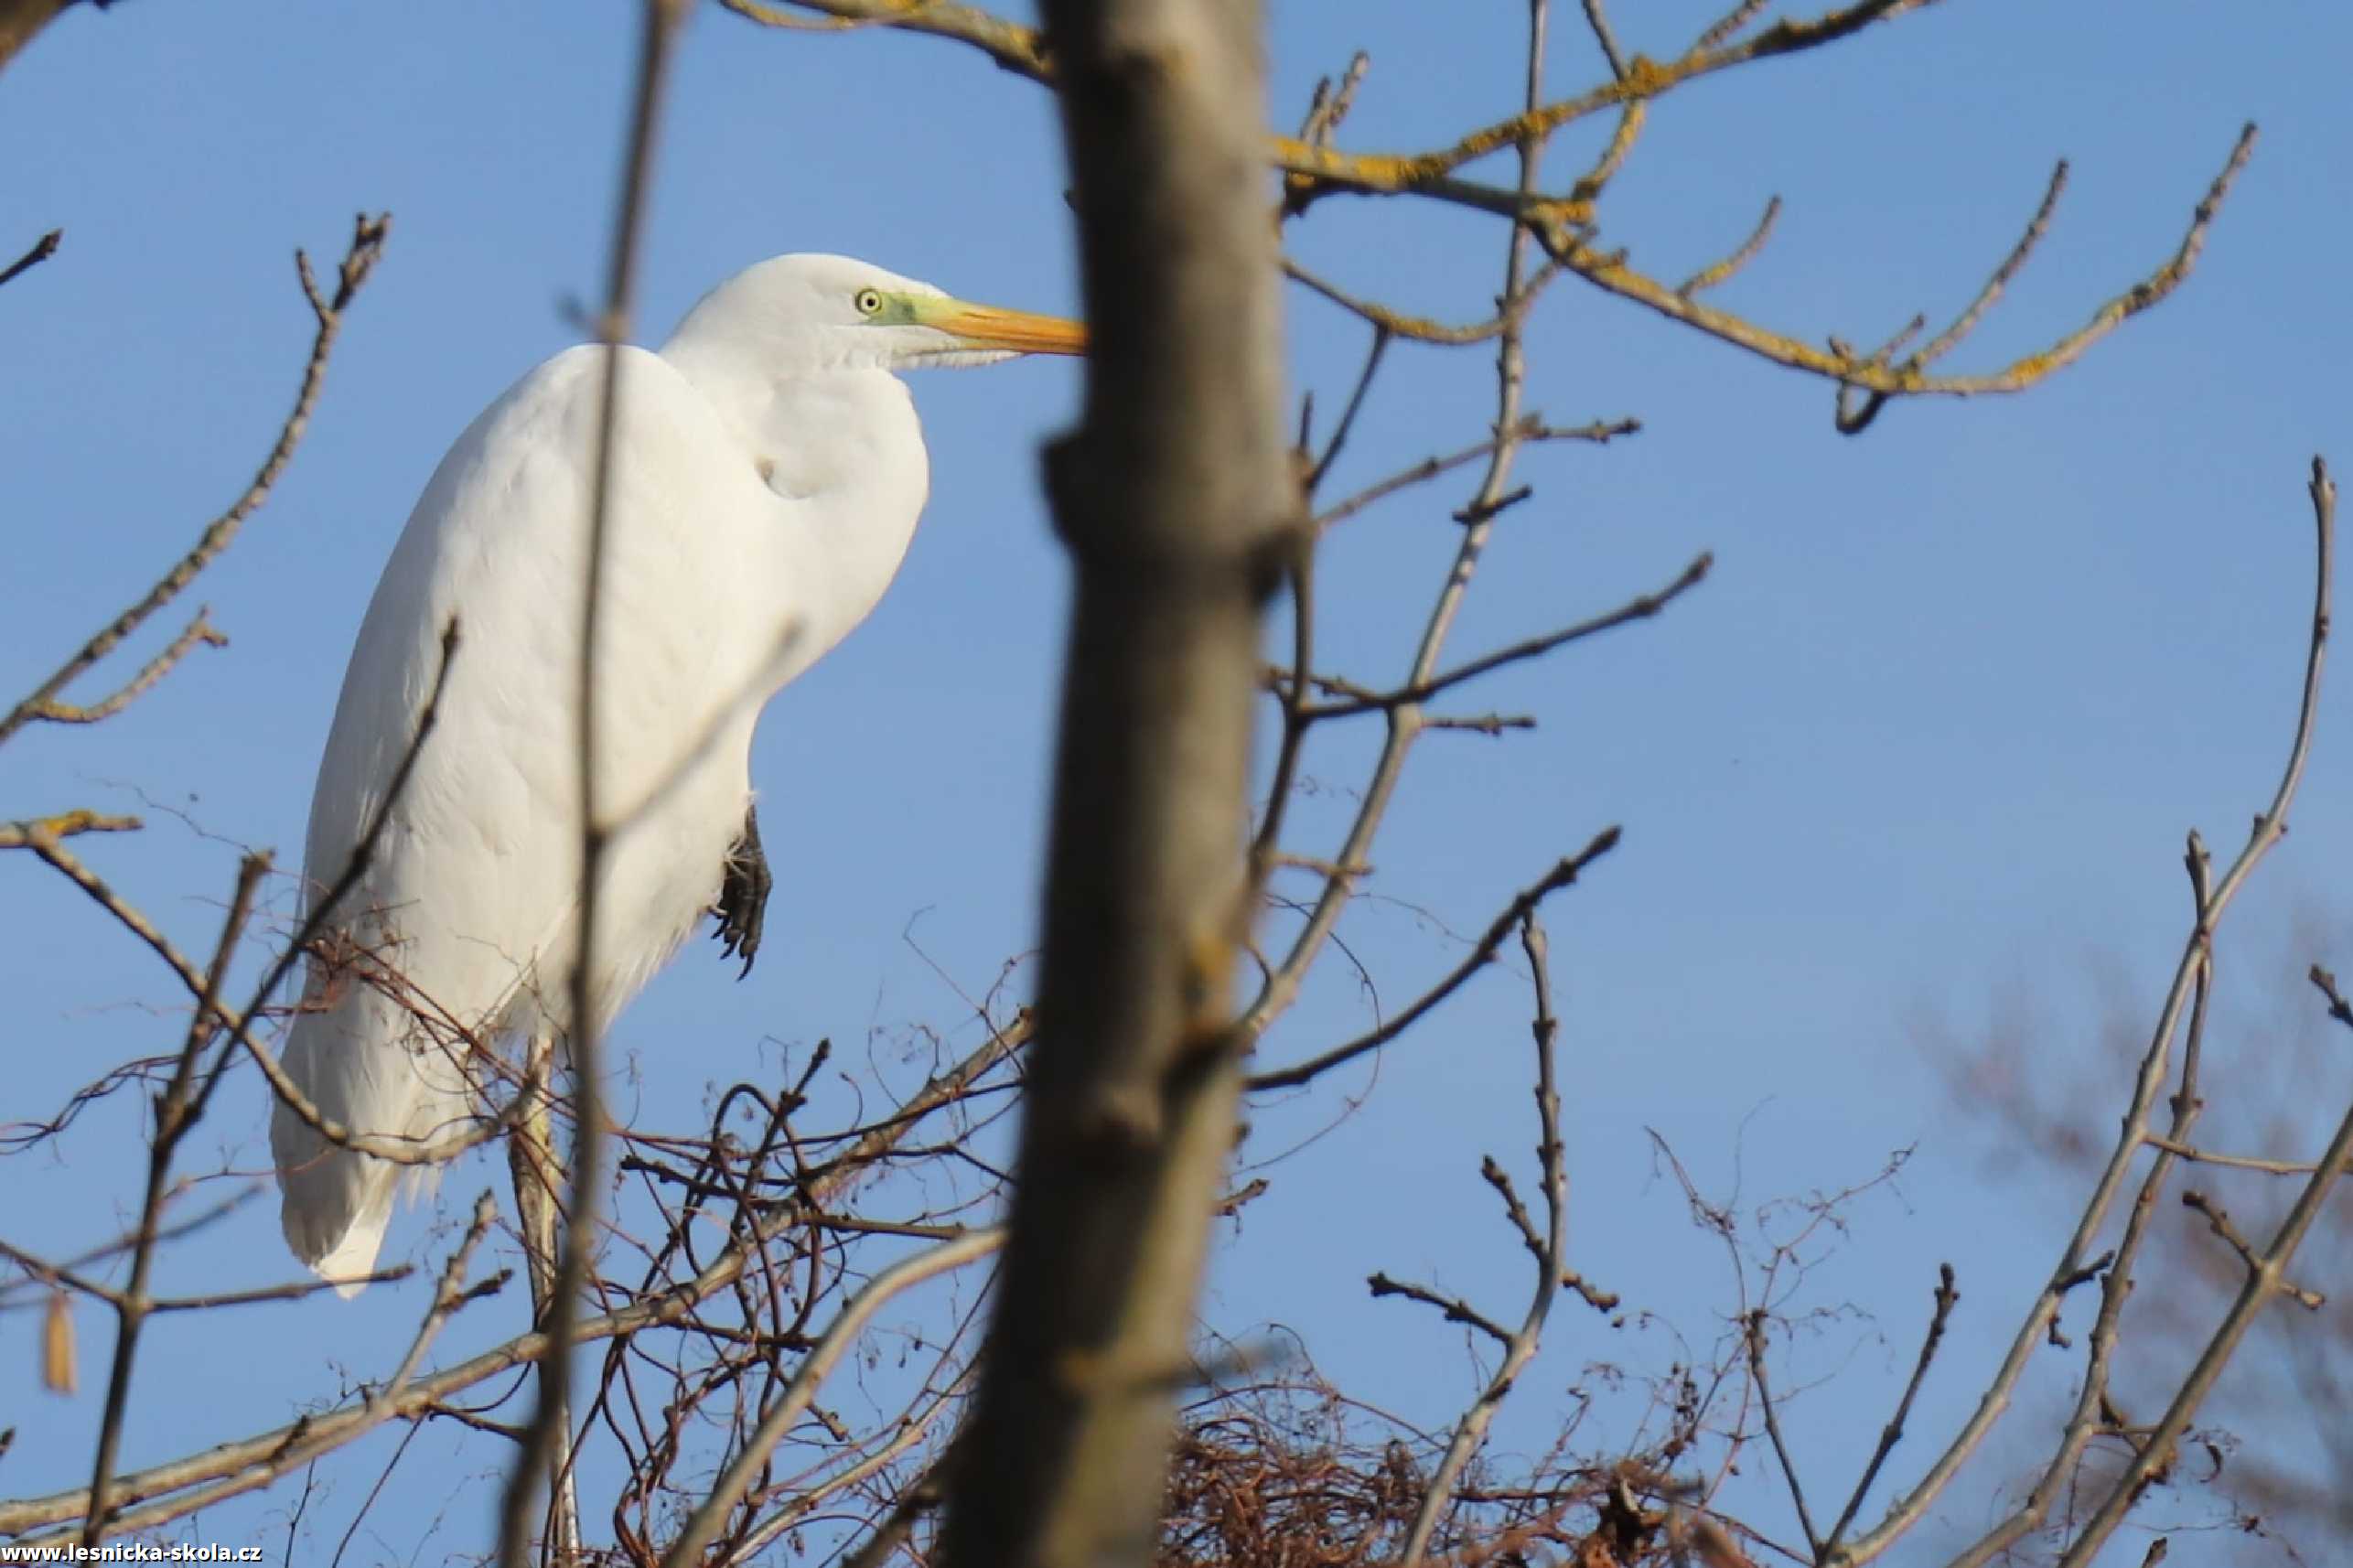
660,336 -> 933,685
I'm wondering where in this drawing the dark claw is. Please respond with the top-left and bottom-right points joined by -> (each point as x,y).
713,802 -> 773,978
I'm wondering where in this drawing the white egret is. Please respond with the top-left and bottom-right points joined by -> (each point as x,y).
270,253 -> 1083,1292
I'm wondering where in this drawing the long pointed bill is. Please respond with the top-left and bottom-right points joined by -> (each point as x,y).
927,299 -> 1087,357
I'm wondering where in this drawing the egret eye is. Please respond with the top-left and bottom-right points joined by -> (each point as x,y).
854,288 -> 884,317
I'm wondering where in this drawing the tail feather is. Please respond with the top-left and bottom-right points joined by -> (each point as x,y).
272,1080 -> 400,1294
274,1090 -> 462,1296
306,1201 -> 391,1301
270,983 -> 467,1297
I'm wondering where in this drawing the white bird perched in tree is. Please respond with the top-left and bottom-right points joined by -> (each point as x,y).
271,253 -> 1083,1293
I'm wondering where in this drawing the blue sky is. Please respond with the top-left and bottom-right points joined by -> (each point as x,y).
3,2 -> 2348,1563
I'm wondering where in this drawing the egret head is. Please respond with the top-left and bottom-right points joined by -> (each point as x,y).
664,252 -> 1084,378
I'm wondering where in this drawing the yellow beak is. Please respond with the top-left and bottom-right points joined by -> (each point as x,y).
930,300 -> 1087,357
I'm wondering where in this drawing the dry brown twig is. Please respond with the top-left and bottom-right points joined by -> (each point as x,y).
0,213 -> 387,752
1374,905 -> 1574,1566
658,1228 -> 1005,1567
0,1015 -> 1032,1544
1818,1263 -> 1958,1557
16,619 -> 478,1182
0,225 -> 59,286
80,854 -> 268,1548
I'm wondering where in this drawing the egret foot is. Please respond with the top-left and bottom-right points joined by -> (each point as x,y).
713,802 -> 772,978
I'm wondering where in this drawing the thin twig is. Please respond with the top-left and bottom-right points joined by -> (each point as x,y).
1836,160 -> 2068,433
1568,103 -> 1643,202
658,1230 -> 1005,1568
0,1020 -> 1030,1541
1678,196 -> 1780,297
1821,1263 -> 1957,1554
82,854 -> 266,1548
1691,0 -> 1770,58
1309,326 -> 1391,489
1285,258 -> 1564,347
493,5 -> 689,1565
376,1193 -> 508,1404
2182,1192 -> 2325,1309
722,1378 -> 967,1564
17,611 -> 226,725
0,810 -> 139,849
0,226 -> 60,287
1746,1311 -> 1821,1557
1396,904 -> 1569,1561
1249,827 -> 1617,1092
1,215 -> 388,751
1368,1273 -> 1514,1347
1305,553 -> 1712,720
1314,417 -> 1639,532
1578,0 -> 1627,79
836,1458 -> 949,1568
2139,1134 -> 2345,1176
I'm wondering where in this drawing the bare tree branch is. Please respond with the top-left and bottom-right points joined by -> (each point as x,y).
660,1229 -> 1004,1567
0,1017 -> 1028,1540
0,226 -> 59,286
0,214 -> 388,751
1846,456 -> 2337,1568
82,854 -> 267,1548
1820,1263 -> 1957,1556
1396,907 -> 1570,1562
1250,829 -> 1617,1094
1746,1311 -> 1821,1559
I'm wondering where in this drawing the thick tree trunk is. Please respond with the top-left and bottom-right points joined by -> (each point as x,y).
936,3 -> 1292,1567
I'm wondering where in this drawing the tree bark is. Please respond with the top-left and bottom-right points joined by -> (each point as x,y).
936,3 -> 1291,1567
0,0 -> 83,77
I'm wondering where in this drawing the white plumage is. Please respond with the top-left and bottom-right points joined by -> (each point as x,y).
270,254 -> 1082,1291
